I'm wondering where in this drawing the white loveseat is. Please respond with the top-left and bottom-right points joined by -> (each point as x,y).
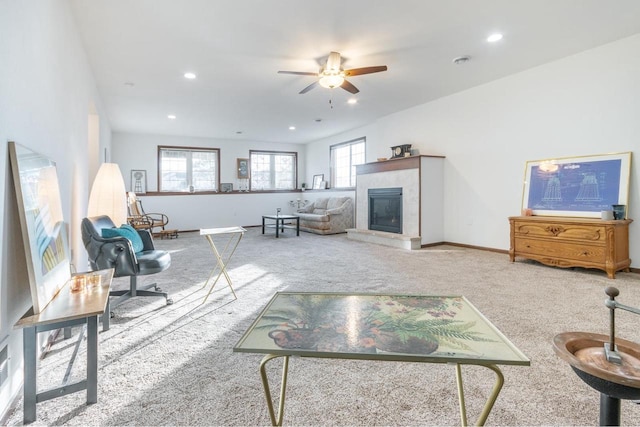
295,197 -> 354,235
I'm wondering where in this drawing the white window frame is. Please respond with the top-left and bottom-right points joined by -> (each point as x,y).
249,150 -> 297,191
330,137 -> 366,189
158,145 -> 220,193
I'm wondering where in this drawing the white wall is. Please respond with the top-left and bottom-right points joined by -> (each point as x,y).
307,34 -> 640,266
112,132 -> 354,229
0,1 -> 110,418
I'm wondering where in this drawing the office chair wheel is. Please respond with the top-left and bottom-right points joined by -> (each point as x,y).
166,298 -> 174,305
155,286 -> 162,291
110,311 -> 115,318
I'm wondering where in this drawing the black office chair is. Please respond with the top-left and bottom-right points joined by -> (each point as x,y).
81,215 -> 173,308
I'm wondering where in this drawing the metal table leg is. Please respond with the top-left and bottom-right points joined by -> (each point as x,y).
260,354 -> 290,426
202,232 -> 243,303
23,327 -> 37,423
86,315 -> 98,404
455,363 -> 504,426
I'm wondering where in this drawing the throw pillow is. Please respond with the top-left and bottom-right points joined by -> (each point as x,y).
102,224 -> 144,253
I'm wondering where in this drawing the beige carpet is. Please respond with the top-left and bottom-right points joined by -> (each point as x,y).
5,227 -> 640,426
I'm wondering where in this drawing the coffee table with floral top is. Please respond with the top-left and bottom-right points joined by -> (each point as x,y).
234,292 -> 530,426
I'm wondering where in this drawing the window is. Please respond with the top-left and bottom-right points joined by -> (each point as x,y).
250,150 -> 297,190
158,146 -> 219,192
330,137 -> 365,188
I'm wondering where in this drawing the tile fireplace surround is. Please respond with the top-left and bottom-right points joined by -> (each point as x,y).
347,155 -> 444,250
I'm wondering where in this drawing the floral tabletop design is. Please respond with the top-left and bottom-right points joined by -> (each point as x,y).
235,293 -> 529,365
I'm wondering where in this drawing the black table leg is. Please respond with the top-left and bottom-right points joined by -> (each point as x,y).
600,394 -> 620,426
262,217 -> 265,234
296,217 -> 299,236
275,219 -> 279,238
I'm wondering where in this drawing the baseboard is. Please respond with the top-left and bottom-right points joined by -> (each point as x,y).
424,241 -> 509,255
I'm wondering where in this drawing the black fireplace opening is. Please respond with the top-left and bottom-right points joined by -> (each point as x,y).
368,187 -> 402,234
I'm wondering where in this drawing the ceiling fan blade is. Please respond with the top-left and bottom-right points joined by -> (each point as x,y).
278,70 -> 318,76
299,81 -> 318,94
344,65 -> 388,76
340,79 -> 359,94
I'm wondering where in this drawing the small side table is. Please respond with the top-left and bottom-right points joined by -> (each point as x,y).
262,214 -> 300,238
200,226 -> 247,303
14,269 -> 113,423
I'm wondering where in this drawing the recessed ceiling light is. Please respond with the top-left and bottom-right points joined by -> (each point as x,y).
167,115 -> 176,119
347,98 -> 358,104
184,72 -> 196,79
315,118 -> 322,123
124,82 -> 135,87
487,33 -> 503,43
236,131 -> 243,134
289,126 -> 296,130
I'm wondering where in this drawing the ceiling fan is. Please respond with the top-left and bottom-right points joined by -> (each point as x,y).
278,51 -> 387,94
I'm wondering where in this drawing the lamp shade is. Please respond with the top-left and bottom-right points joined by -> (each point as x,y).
87,163 -> 127,225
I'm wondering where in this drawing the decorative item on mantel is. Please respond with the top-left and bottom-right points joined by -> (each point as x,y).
391,144 -> 412,159
289,199 -> 309,211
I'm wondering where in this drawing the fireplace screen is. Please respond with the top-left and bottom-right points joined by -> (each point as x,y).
368,188 -> 402,234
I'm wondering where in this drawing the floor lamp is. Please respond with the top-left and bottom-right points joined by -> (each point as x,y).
87,163 -> 127,225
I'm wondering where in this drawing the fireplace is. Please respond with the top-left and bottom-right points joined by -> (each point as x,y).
368,188 -> 402,234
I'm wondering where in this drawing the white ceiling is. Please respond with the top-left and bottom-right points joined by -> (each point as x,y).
69,0 -> 640,144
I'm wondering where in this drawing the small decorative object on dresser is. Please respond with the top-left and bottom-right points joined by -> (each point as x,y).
221,183 -> 233,193
509,215 -> 632,279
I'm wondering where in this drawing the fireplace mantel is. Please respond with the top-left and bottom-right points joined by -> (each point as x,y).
349,155 -> 445,249
356,155 -> 444,175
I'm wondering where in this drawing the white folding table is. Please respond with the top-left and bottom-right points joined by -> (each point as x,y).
200,226 -> 247,303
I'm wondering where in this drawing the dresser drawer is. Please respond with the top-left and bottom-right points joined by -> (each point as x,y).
515,238 -> 605,263
513,220 -> 605,243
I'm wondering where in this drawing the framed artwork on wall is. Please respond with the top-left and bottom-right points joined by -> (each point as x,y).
312,174 -> 324,190
237,158 -> 250,179
521,152 -> 631,218
9,141 -> 71,313
131,170 -> 147,194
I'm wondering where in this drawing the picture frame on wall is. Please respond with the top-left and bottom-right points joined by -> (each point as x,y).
131,169 -> 147,194
521,152 -> 631,218
237,158 -> 250,179
312,174 -> 324,190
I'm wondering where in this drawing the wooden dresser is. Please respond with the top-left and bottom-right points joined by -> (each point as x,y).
509,216 -> 632,279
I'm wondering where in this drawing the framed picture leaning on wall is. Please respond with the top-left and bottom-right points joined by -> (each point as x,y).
312,174 -> 324,190
9,141 -> 71,313
521,152 -> 631,218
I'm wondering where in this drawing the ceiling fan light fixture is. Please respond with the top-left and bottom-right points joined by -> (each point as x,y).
319,71 -> 345,89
